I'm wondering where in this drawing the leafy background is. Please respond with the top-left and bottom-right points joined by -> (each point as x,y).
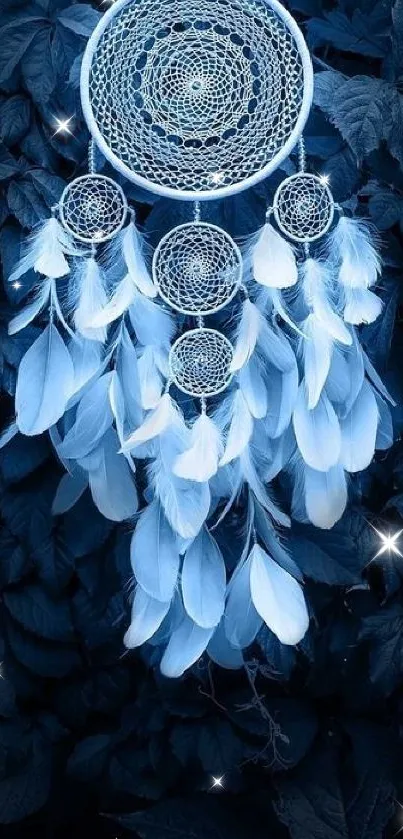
0,0 -> 403,836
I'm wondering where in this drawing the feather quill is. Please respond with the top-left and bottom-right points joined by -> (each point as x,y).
138,345 -> 164,410
253,222 -> 298,289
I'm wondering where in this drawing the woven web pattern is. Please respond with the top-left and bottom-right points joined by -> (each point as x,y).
86,0 -> 307,196
153,222 -> 242,314
273,173 -> 334,243
59,175 -> 127,243
170,328 -> 233,396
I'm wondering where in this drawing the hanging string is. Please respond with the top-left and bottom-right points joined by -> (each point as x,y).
298,136 -> 306,173
88,138 -> 96,175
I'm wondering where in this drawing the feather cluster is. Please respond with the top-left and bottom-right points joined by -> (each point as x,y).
6,189 -> 393,678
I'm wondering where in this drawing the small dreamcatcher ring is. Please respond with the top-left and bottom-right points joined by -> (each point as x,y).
272,172 -> 334,243
59,174 -> 128,244
169,328 -> 234,397
153,222 -> 242,315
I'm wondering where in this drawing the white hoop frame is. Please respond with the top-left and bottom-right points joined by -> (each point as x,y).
80,0 -> 314,202
272,172 -> 335,243
152,221 -> 243,315
59,174 -> 128,243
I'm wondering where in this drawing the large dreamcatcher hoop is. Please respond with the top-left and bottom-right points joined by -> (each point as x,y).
80,0 -> 313,200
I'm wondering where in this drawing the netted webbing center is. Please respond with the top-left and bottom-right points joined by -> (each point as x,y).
82,0 -> 312,198
153,222 -> 242,314
59,175 -> 127,243
170,328 -> 233,396
273,173 -> 334,243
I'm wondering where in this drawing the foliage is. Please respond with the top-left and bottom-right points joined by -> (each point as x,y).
0,0 -> 402,836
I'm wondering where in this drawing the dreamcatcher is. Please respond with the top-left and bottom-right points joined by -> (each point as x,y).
6,0 -> 394,677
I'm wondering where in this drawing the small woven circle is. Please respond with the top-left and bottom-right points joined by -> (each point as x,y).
81,0 -> 313,199
169,328 -> 233,397
273,173 -> 334,243
153,222 -> 242,315
59,175 -> 127,243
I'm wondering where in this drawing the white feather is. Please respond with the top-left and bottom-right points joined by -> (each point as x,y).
225,558 -> 262,649
264,363 -> 298,439
122,392 -> 177,450
240,448 -> 290,527
115,324 -> 143,430
302,314 -> 332,409
149,420 -> 211,539
131,500 -> 179,602
0,422 -> 18,450
207,620 -> 243,669
181,527 -> 226,629
8,280 -> 52,335
58,372 -> 113,460
74,258 -> 108,342
258,320 -> 297,371
129,291 -> 175,349
261,287 -> 305,336
160,615 -> 214,678
16,324 -> 74,436
52,469 -> 88,515
238,356 -> 268,419
230,299 -> 261,372
301,257 -> 351,345
220,390 -> 253,466
253,222 -> 298,289
122,221 -> 156,298
69,336 -> 103,394
304,463 -> 347,529
324,344 -> 351,404
174,411 -> 223,482
330,215 -> 381,290
89,273 -> 136,328
249,544 -> 309,645
374,393 -> 393,451
342,332 -> 365,416
9,217 -> 82,283
340,379 -> 378,472
293,384 -> 341,471
343,287 -> 383,325
88,428 -> 138,521
138,345 -> 164,410
124,585 -> 171,648
363,351 -> 395,406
